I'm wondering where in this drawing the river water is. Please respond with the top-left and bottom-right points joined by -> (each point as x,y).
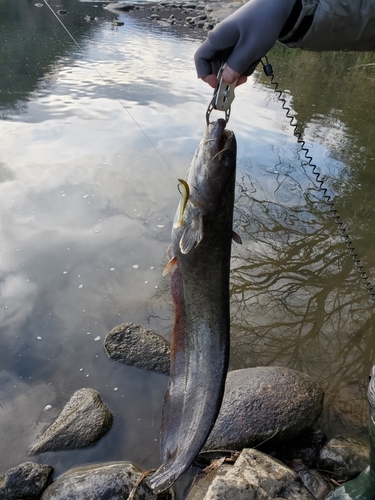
1,0 -> 375,494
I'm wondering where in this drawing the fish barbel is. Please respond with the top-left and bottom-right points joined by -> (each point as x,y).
149,118 -> 237,493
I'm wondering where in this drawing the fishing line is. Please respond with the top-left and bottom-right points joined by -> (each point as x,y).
260,56 -> 375,306
43,0 -> 173,171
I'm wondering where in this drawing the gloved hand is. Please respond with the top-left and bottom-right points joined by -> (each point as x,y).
194,0 -> 296,87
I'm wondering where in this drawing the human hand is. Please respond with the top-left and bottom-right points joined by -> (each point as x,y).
202,66 -> 248,89
195,0 -> 296,86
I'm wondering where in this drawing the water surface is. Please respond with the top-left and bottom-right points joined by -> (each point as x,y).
1,0 -> 375,494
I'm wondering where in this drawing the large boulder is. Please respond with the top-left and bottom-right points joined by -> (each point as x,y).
104,323 -> 171,374
40,462 -> 172,500
187,448 -> 315,499
0,462 -> 53,500
204,367 -> 324,450
30,388 -> 113,454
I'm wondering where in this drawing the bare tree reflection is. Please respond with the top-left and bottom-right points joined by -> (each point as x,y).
231,162 -> 375,436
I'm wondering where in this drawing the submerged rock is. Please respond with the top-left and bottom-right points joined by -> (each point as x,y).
105,323 -> 171,374
318,435 -> 370,481
40,462 -> 173,500
30,388 -> 113,454
204,366 -> 324,451
0,462 -> 53,500
187,448 -> 315,499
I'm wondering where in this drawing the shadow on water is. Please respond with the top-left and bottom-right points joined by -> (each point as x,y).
1,0 -> 375,496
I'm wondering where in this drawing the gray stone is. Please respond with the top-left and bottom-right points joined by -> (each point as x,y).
187,449 -> 315,499
0,462 -> 53,500
104,2 -> 135,12
104,323 -> 170,374
30,388 -> 113,454
298,469 -> 335,500
318,435 -> 370,481
205,2 -> 242,23
40,462 -> 173,500
204,367 -> 324,451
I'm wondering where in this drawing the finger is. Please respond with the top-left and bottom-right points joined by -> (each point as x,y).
202,74 -> 218,88
222,65 -> 240,84
236,75 -> 248,87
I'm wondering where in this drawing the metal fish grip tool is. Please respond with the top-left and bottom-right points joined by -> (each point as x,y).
206,63 -> 237,125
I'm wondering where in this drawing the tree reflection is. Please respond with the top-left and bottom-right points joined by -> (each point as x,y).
230,162 -> 375,436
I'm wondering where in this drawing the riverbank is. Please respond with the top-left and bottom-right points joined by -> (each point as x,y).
102,0 -> 245,32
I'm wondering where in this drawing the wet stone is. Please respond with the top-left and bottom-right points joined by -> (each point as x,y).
318,435 -> 370,481
30,388 -> 113,454
298,468 -> 335,500
204,367 -> 324,451
40,462 -> 173,500
104,323 -> 171,374
0,462 -> 53,500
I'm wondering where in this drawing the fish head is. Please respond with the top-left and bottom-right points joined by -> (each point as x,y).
188,118 -> 237,213
171,119 -> 237,255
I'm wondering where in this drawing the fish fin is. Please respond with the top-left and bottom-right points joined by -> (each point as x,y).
159,267 -> 186,464
173,179 -> 190,228
163,257 -> 178,276
166,243 -> 174,260
179,213 -> 203,254
232,230 -> 242,244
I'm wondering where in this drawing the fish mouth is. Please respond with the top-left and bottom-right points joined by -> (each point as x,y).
206,118 -> 234,157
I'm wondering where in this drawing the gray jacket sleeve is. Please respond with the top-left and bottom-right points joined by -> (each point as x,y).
280,0 -> 375,51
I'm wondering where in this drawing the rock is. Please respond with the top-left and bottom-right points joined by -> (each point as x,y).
269,428 -> 327,468
204,367 -> 324,451
40,462 -> 173,500
0,462 -> 53,500
57,9 -> 67,15
195,20 -> 206,28
30,388 -> 113,454
104,2 -> 135,12
187,449 -> 315,499
318,435 -> 370,481
205,2 -> 242,23
104,323 -> 170,374
298,469 -> 335,500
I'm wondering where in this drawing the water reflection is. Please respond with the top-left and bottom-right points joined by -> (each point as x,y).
1,0 -> 375,495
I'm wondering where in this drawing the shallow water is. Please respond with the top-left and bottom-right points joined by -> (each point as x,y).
1,0 -> 375,494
